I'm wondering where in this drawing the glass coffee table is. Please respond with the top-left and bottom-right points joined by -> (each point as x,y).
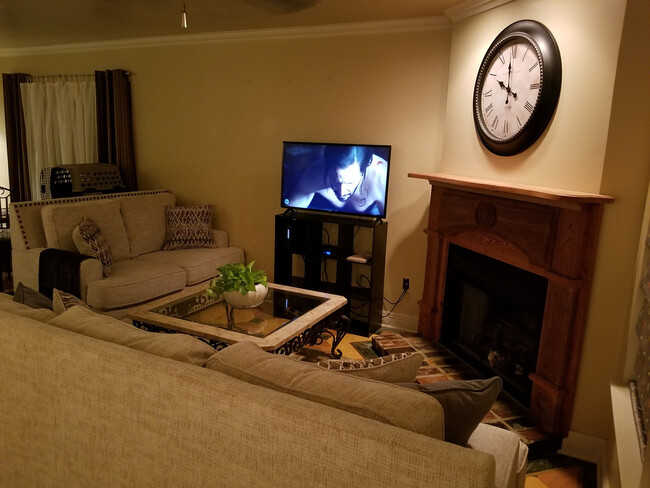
130,283 -> 349,358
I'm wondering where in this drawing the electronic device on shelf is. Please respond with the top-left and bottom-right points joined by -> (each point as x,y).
346,252 -> 372,263
280,141 -> 391,219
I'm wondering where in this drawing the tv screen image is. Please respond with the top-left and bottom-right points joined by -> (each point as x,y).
281,141 -> 391,219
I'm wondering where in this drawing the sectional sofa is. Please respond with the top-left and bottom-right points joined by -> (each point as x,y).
9,189 -> 244,309
0,294 -> 528,487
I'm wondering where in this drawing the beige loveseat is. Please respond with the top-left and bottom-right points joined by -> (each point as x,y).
0,295 -> 528,488
9,189 -> 244,310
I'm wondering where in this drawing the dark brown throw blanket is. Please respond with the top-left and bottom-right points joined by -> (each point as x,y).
38,249 -> 90,299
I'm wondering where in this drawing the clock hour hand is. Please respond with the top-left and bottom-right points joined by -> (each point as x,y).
496,80 -> 517,103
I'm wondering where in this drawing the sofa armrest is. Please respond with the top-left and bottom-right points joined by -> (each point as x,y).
12,248 -> 45,291
12,247 -> 103,300
211,229 -> 229,248
468,423 -> 529,488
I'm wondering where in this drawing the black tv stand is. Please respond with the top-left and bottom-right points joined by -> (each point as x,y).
274,211 -> 387,337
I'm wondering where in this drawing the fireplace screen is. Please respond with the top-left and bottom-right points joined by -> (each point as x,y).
441,244 -> 548,404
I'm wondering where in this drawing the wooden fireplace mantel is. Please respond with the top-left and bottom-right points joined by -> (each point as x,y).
408,172 -> 614,208
409,172 -> 614,436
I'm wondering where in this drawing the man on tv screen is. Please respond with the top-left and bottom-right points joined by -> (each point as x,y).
286,145 -> 388,216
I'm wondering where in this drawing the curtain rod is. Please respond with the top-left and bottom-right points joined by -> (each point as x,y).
27,71 -> 133,83
28,74 -> 94,82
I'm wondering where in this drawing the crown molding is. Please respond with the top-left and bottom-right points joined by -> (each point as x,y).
0,16 -> 450,58
445,0 -> 515,23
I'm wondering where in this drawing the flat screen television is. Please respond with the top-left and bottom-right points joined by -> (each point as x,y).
280,141 -> 391,219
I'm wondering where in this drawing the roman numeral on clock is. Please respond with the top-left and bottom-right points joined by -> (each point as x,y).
485,103 -> 494,117
491,115 -> 500,130
529,61 -> 538,72
483,89 -> 493,97
525,101 -> 534,113
503,119 -> 509,133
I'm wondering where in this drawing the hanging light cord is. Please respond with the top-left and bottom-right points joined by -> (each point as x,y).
181,3 -> 188,29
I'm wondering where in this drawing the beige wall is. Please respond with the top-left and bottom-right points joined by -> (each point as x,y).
441,0 -> 626,192
0,25 -> 452,328
441,0 -> 650,447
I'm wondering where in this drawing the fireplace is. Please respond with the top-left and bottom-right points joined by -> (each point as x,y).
441,244 -> 548,405
409,173 -> 613,436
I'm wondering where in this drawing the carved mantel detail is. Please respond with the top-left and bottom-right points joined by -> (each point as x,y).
409,172 -> 614,436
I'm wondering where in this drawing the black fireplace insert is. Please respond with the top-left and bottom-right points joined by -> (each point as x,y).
441,244 -> 548,404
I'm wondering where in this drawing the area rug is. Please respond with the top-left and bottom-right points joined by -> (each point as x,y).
298,327 -> 598,488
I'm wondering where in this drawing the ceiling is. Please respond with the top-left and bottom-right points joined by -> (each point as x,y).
0,0 -> 469,50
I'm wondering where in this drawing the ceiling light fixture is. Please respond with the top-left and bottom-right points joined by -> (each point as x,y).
181,3 -> 188,29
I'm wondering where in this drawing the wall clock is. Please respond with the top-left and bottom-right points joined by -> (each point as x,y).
473,19 -> 562,156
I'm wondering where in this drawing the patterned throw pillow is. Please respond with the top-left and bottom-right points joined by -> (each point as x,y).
52,288 -> 91,315
162,205 -> 216,251
315,352 -> 424,383
72,217 -> 112,277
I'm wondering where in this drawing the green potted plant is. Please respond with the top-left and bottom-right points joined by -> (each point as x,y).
207,261 -> 268,308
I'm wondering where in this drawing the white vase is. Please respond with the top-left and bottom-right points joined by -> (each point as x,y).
222,284 -> 268,309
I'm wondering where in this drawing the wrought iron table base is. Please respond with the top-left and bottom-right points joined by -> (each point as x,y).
132,313 -> 350,358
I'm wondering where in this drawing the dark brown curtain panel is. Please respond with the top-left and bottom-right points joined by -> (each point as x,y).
2,73 -> 31,202
95,69 -> 137,191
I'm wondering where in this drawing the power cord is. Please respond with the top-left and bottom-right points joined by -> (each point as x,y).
382,287 -> 407,318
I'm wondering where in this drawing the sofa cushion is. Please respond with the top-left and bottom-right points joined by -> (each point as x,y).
314,352 -> 424,383
0,292 -> 57,321
162,205 -> 216,251
135,247 -> 245,285
73,217 -> 113,277
48,306 -> 216,366
120,192 -> 176,257
399,377 -> 503,446
85,259 -> 186,310
206,341 -> 445,440
41,199 -> 130,261
13,282 -> 53,310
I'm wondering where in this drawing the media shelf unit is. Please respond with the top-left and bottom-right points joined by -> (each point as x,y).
274,211 -> 387,336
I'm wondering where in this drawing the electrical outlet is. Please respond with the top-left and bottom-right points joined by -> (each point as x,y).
402,278 -> 409,291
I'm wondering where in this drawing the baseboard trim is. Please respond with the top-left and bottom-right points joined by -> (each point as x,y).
381,311 -> 418,333
560,430 -> 607,487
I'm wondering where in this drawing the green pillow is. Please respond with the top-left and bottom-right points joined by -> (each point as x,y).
399,377 -> 502,446
12,282 -> 53,310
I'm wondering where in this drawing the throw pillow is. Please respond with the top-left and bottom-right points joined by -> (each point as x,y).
399,377 -> 503,446
52,288 -> 91,315
206,341 -> 445,440
12,282 -> 53,310
315,352 -> 424,383
48,306 -> 216,367
2,288 -> 57,321
162,205 -> 216,251
72,217 -> 113,277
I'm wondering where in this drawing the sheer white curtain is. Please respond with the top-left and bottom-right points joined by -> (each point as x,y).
20,75 -> 97,198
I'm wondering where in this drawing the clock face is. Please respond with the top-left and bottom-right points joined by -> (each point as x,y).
476,34 -> 542,142
473,20 -> 562,156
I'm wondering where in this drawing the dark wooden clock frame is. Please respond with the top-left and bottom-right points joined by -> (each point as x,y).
473,20 -> 562,156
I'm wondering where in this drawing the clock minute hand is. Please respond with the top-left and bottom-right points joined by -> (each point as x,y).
507,58 -> 518,100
